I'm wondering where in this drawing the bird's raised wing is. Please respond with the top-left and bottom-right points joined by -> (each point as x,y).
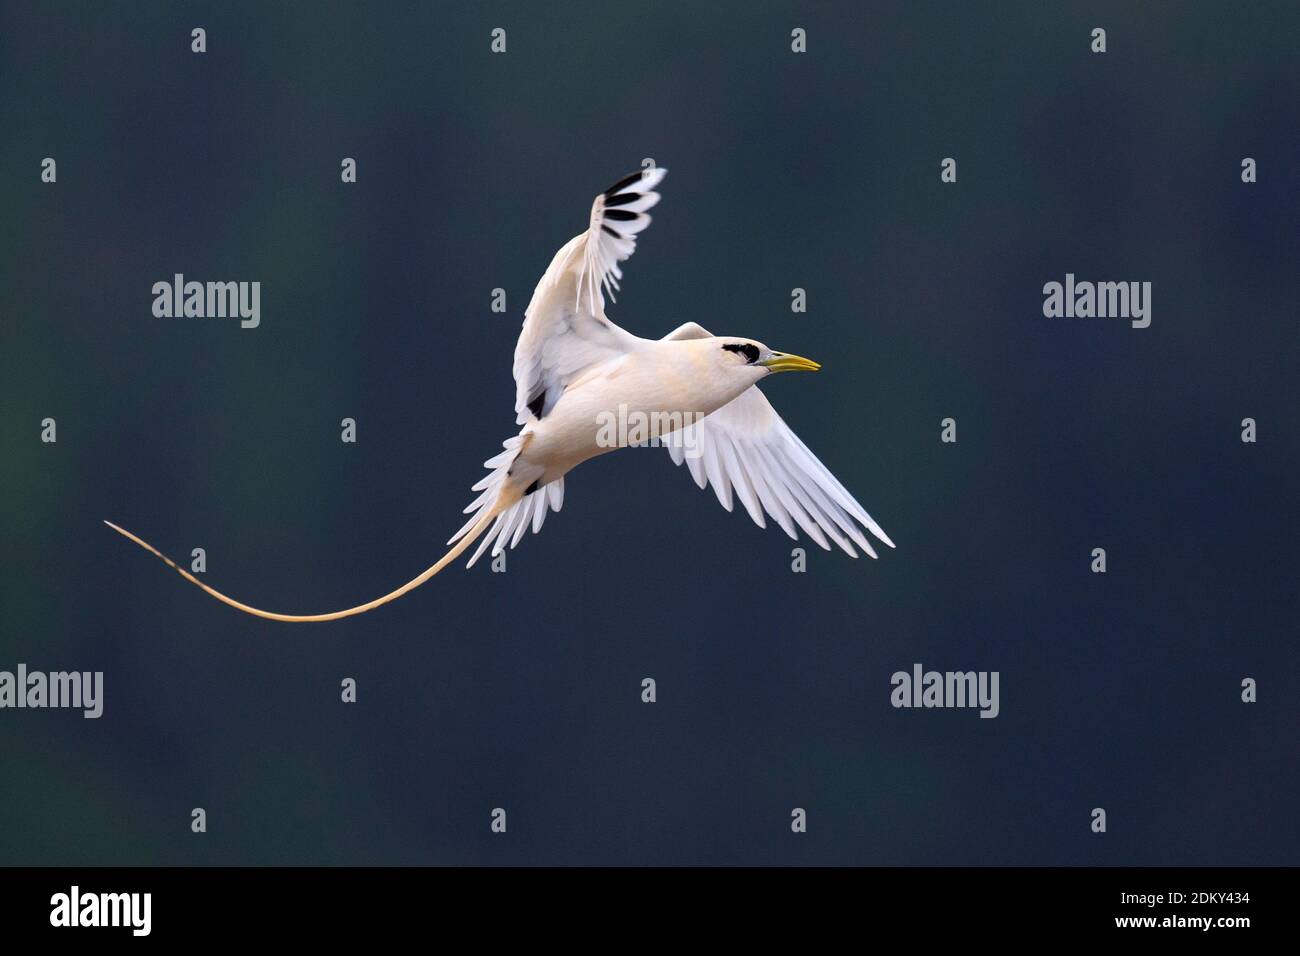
661,324 -> 894,558
512,168 -> 666,425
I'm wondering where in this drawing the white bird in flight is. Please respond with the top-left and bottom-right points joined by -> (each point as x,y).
107,168 -> 893,622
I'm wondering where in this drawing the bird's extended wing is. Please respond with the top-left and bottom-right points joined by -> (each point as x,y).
512,168 -> 666,425
661,324 -> 894,558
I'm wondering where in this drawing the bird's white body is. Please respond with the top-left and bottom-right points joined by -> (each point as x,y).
513,337 -> 764,488
107,167 -> 892,622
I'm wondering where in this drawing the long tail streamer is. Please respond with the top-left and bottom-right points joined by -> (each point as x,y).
103,502 -> 508,623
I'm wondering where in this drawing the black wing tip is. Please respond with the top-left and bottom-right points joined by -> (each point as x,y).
603,191 -> 642,208
604,167 -> 665,198
604,171 -> 645,197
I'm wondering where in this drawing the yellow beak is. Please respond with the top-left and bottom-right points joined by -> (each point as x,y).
759,351 -> 821,373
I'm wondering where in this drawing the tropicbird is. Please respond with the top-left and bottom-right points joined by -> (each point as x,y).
106,168 -> 893,621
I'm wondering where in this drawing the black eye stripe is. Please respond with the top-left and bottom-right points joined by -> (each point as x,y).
722,343 -> 760,364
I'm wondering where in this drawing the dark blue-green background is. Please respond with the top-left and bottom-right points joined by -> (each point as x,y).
2,2 -> 1297,865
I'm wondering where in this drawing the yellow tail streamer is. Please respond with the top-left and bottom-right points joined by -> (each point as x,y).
104,503 -> 507,623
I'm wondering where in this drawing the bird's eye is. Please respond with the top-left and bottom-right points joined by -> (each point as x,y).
722,343 -> 760,364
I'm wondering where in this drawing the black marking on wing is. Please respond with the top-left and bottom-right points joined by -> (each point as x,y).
604,209 -> 639,222
525,479 -> 540,495
604,171 -> 646,196
527,392 -> 546,419
604,192 -> 642,208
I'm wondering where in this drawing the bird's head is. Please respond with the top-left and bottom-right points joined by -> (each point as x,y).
716,339 -> 822,377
